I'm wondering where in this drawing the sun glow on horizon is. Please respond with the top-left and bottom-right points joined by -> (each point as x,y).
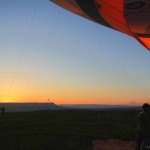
0,98 -> 13,103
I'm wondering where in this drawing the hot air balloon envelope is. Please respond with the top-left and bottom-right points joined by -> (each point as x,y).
50,0 -> 150,50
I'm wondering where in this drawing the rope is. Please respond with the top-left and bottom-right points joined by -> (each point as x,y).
7,0 -> 39,100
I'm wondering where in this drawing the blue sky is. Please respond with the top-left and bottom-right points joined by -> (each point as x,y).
0,0 -> 150,104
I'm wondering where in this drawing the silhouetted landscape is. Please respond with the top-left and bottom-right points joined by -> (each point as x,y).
0,103 -> 140,112
0,107 -> 140,150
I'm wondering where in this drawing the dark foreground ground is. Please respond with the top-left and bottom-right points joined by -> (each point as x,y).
0,109 -> 139,150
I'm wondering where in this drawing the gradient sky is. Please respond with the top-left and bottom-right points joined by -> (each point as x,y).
0,0 -> 150,104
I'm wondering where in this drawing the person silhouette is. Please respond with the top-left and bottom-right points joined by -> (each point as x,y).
136,103 -> 150,150
2,107 -> 5,115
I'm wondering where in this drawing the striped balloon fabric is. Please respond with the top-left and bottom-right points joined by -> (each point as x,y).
50,0 -> 150,50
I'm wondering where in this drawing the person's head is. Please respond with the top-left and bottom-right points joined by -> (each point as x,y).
142,103 -> 150,112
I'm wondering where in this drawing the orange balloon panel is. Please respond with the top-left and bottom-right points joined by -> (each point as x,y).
94,0 -> 132,36
125,0 -> 150,50
50,0 -> 150,50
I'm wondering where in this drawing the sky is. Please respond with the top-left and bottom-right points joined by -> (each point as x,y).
0,0 -> 150,105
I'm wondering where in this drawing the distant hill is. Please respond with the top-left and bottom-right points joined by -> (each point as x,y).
125,101 -> 140,106
0,102 -> 64,112
61,104 -> 140,110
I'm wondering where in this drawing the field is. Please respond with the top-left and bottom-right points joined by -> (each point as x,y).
0,109 -> 140,150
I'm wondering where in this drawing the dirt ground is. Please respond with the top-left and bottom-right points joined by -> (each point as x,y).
92,139 -> 136,150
